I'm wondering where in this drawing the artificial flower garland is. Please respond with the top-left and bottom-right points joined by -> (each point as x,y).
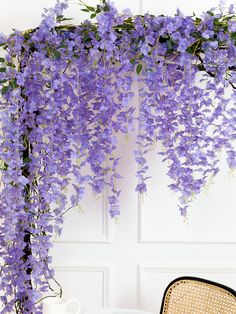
0,0 -> 236,312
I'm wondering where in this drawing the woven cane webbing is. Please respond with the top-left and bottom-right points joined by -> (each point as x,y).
161,278 -> 236,314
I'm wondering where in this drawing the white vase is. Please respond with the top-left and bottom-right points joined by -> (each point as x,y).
43,297 -> 80,314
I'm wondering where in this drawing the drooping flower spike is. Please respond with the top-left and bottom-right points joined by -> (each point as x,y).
0,0 -> 236,312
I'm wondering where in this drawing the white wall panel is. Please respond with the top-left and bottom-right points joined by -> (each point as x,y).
55,193 -> 111,243
0,0 -> 140,35
54,264 -> 111,313
138,149 -> 236,243
142,0 -> 233,16
0,0 -> 57,35
66,0 -> 140,25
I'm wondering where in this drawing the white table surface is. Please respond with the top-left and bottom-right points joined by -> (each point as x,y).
84,308 -> 154,314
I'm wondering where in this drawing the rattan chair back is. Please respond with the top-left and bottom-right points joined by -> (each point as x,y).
160,276 -> 236,314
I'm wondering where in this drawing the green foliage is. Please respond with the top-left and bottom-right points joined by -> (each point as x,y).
1,85 -> 9,95
9,78 -> 17,90
51,49 -> 61,60
56,15 -> 73,23
23,157 -> 32,163
0,160 -> 8,171
231,32 -> 236,44
136,63 -> 142,75
206,10 -> 214,16
7,62 -> 15,68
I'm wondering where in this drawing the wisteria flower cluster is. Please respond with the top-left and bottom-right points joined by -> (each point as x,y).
0,0 -> 236,312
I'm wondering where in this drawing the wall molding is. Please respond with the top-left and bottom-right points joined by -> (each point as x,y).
54,263 -> 111,307
53,192 -> 112,244
137,194 -> 236,244
137,264 -> 236,308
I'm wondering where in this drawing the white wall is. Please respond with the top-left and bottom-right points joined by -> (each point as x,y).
0,0 -> 234,35
1,1 -> 236,313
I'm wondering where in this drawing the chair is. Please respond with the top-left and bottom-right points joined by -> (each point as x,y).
160,276 -> 236,314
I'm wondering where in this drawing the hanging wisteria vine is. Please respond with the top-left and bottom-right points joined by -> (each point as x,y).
0,0 -> 236,312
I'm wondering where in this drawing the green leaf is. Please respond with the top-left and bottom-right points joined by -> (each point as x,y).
86,5 -> 95,12
81,8 -> 90,12
52,49 -> 61,60
1,85 -> 9,95
0,161 -> 8,171
72,53 -> 79,59
29,42 -> 35,49
7,62 -> 15,68
62,18 -> 73,21
167,39 -> 173,51
231,32 -> 236,41
58,44 -> 67,49
90,13 -> 97,19
186,46 -> 193,54
136,64 -> 142,75
191,31 -> 201,39
0,79 -> 7,83
95,32 -> 100,41
103,4 -> 109,12
0,43 -> 8,50
207,10 -> 214,16
24,33 -> 31,40
0,57 -> 5,63
0,68 -> 6,72
56,15 -> 64,21
130,59 -> 135,64
195,17 -> 202,24
222,16 -> 234,21
95,6 -> 101,14
82,34 -> 91,43
57,15 -> 73,22
9,78 -> 17,90
23,157 -> 32,163
166,37 -> 176,52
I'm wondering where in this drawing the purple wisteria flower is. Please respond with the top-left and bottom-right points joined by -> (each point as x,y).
0,0 -> 236,313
